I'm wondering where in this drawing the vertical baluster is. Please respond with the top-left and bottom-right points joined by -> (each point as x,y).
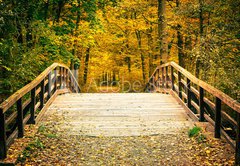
187,78 -> 191,108
171,66 -> 175,91
199,87 -> 205,121
178,71 -> 182,98
0,108 -> 7,159
166,66 -> 169,88
60,67 -> 62,89
54,69 -> 57,92
162,67 -> 164,88
40,79 -> 45,109
48,71 -> 52,99
215,97 -> 221,138
17,98 -> 24,138
30,88 -> 36,124
235,113 -> 240,165
66,69 -> 69,89
62,68 -> 65,88
63,68 -> 66,88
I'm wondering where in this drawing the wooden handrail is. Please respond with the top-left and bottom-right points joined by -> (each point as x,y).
0,63 -> 80,113
169,62 -> 240,113
0,63 -> 80,159
146,61 -> 240,165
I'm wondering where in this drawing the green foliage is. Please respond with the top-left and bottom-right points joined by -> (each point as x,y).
188,126 -> 201,138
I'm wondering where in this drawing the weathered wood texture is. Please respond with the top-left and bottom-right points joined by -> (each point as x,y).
146,61 -> 240,165
42,93 -> 193,137
0,63 -> 80,159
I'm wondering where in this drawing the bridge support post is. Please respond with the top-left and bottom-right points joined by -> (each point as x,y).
40,79 -> 45,109
199,87 -> 205,122
30,88 -> 36,124
236,113 -> 240,165
48,72 -> 52,99
166,67 -> 169,88
187,78 -> 191,108
178,71 -> 182,99
0,109 -> 7,159
171,66 -> 175,91
214,97 -> 221,138
17,98 -> 24,138
54,69 -> 57,92
162,68 -> 165,88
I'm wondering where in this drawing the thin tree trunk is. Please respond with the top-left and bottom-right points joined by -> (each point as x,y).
196,0 -> 204,78
135,30 -> 146,82
44,0 -> 49,21
55,0 -> 64,23
83,48 -> 90,84
158,0 -> 168,64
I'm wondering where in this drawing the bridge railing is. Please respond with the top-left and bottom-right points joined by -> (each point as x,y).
0,63 -> 80,159
146,61 -> 240,165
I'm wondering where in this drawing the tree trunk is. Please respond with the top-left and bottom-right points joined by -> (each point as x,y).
135,30 -> 146,82
44,0 -> 49,21
196,0 -> 204,78
55,0 -> 64,23
83,48 -> 90,84
158,0 -> 168,64
72,0 -> 81,57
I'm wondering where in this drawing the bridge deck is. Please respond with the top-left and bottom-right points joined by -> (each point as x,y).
42,93 -> 193,136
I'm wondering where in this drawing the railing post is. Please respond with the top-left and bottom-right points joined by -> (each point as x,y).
162,67 -> 164,88
0,109 -> 7,159
187,78 -> 191,108
48,71 -> 52,99
214,97 -> 221,138
40,79 -> 45,109
54,69 -> 57,92
235,113 -> 240,165
63,68 -> 66,88
17,98 -> 24,138
171,66 -> 175,91
166,66 -> 169,88
178,71 -> 182,99
60,67 -> 62,89
199,87 -> 205,122
29,87 -> 36,124
66,70 -> 69,89
62,68 -> 65,88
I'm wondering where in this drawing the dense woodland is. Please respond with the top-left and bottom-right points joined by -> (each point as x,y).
0,0 -> 239,101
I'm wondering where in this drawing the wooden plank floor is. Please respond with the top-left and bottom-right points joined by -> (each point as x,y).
42,93 -> 193,136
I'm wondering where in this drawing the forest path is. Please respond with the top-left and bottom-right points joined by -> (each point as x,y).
41,93 -> 193,136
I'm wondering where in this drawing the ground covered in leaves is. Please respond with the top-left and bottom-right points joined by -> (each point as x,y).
14,124 -> 235,166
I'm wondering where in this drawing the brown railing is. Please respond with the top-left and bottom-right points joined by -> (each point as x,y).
146,61 -> 240,165
0,63 -> 80,159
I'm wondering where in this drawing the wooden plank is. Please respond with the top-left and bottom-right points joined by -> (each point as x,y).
170,90 -> 198,121
6,112 -> 17,126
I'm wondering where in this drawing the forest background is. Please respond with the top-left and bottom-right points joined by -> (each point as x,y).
0,0 -> 239,102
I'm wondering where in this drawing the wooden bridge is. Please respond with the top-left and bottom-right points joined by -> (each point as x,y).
0,62 -> 239,165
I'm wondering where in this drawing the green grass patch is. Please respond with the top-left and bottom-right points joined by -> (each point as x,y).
188,126 -> 201,137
